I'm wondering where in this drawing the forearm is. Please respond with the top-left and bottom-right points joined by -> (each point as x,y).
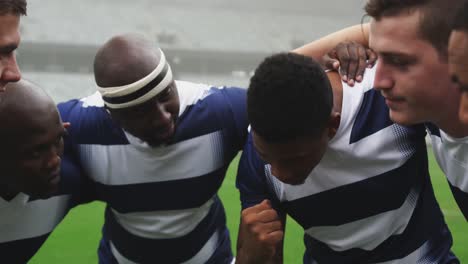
292,23 -> 370,59
236,241 -> 283,264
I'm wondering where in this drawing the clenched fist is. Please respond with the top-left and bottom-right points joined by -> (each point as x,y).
236,200 -> 284,264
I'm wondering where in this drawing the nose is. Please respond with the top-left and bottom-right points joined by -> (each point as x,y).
44,146 -> 61,172
373,63 -> 393,92
1,53 -> 21,83
152,103 -> 172,128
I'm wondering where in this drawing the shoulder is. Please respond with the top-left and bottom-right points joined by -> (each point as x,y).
58,92 -> 127,145
58,92 -> 108,123
176,80 -> 247,129
238,133 -> 267,178
177,80 -> 246,113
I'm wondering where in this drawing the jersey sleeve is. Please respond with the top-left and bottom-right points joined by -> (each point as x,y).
60,154 -> 96,206
236,133 -> 281,210
217,87 -> 249,150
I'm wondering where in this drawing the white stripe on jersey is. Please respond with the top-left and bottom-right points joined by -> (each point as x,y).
110,228 -> 220,264
429,130 -> 468,193
80,91 -> 104,108
111,198 -> 214,239
79,130 -> 224,185
267,124 -> 414,202
304,188 -> 419,251
0,194 -> 70,243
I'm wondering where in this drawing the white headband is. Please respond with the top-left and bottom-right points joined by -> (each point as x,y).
97,48 -> 173,109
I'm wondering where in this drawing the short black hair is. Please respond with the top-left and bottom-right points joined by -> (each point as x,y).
248,52 -> 333,143
0,0 -> 27,16
364,0 -> 428,19
453,0 -> 468,31
365,0 -> 465,58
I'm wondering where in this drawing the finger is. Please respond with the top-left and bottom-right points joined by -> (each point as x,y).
346,43 -> 360,85
250,221 -> 283,239
322,51 -> 340,71
366,48 -> 378,68
355,46 -> 367,83
242,200 -> 272,216
335,43 -> 350,82
323,57 -> 340,71
254,219 -> 283,233
256,208 -> 280,222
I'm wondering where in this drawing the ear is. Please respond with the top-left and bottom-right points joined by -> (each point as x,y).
327,112 -> 341,139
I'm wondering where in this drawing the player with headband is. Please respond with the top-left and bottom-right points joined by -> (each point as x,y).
59,33 -> 248,263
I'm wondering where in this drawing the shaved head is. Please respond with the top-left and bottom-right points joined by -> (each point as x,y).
0,79 -> 56,138
94,33 -> 162,87
92,34 -> 180,147
0,79 -> 65,199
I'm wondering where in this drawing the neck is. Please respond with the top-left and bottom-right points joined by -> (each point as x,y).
432,89 -> 468,138
435,116 -> 468,138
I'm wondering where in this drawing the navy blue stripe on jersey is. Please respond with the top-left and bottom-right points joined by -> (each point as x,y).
58,100 -> 129,146
302,170 -> 451,264
298,140 -> 453,263
0,234 -> 49,264
103,196 -> 231,263
350,89 -> 393,144
94,167 -> 227,213
425,122 -> 441,137
175,87 -> 247,147
448,182 -> 468,220
304,198 -> 452,264
284,148 -> 427,227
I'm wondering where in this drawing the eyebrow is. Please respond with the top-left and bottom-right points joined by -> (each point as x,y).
0,44 -> 18,54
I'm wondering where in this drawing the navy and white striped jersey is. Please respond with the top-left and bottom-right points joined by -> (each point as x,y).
237,69 -> 456,263
0,156 -> 89,263
58,81 -> 248,264
426,124 -> 468,220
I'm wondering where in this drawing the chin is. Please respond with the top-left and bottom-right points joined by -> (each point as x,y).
149,135 -> 175,147
389,111 -> 419,126
280,177 -> 307,186
35,183 -> 60,198
146,138 -> 168,147
288,180 -> 306,186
